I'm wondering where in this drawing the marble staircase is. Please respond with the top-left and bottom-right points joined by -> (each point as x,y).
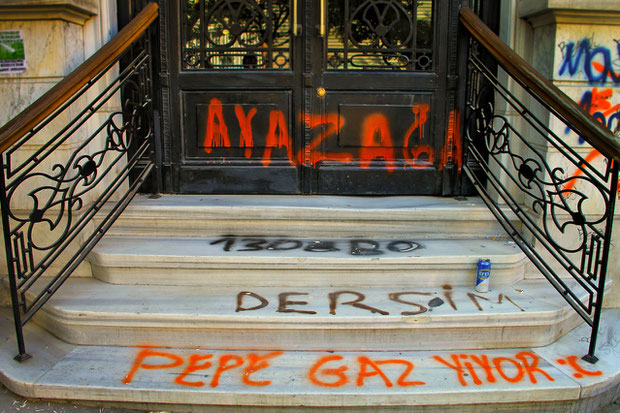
0,195 -> 619,412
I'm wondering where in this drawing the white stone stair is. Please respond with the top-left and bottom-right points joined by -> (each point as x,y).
27,278 -> 582,351
1,194 -> 618,411
89,194 -> 527,287
50,194 -> 577,352
89,235 -> 527,287
98,194 -> 516,238
1,308 -> 618,412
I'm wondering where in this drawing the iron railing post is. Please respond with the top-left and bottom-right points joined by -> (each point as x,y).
0,157 -> 30,361
584,159 -> 619,363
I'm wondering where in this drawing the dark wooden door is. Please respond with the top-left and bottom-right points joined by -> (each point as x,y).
163,0 -> 463,194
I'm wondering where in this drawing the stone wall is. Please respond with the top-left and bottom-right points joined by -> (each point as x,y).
0,0 -> 117,124
0,0 -> 119,277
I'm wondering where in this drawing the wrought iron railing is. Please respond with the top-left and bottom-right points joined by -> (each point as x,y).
460,6 -> 620,363
0,3 -> 159,360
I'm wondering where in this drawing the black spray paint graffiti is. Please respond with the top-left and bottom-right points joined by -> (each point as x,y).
235,286 -> 526,315
210,236 -> 420,256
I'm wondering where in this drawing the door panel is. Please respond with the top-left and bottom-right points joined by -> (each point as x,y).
312,92 -> 441,194
164,0 -> 462,194
310,0 -> 449,194
180,90 -> 297,193
168,0 -> 300,193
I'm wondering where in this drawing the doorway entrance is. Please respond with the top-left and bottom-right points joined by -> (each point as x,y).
162,0 -> 463,194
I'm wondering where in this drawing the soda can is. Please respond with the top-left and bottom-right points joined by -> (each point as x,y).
475,258 -> 491,293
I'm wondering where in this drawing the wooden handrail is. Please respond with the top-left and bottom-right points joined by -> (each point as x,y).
460,6 -> 620,162
0,2 -> 158,154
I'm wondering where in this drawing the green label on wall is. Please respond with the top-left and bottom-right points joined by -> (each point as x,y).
0,30 -> 26,74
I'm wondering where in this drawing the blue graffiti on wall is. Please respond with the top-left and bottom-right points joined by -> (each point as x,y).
566,87 -> 620,143
558,39 -> 620,84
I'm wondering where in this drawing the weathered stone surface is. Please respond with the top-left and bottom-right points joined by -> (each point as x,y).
0,308 -> 618,410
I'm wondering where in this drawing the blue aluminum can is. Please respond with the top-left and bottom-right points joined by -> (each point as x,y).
475,258 -> 491,292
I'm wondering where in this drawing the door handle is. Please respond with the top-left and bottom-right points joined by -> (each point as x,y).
319,0 -> 326,37
292,0 -> 301,36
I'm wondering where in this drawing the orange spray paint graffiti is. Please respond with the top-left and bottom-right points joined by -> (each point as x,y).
359,114 -> 396,172
199,101 -> 466,173
235,105 -> 257,158
123,348 -> 184,385
308,355 -> 349,387
175,354 -> 213,387
210,354 -> 245,388
244,352 -> 284,386
263,110 -> 295,167
403,104 -> 434,168
123,348 -> 285,388
441,110 -> 462,171
561,74 -> 619,193
433,352 -> 554,387
122,348 -> 571,389
308,355 -> 424,388
302,113 -> 352,166
556,355 -> 603,378
203,98 -> 231,152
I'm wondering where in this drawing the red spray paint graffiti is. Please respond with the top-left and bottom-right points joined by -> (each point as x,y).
235,105 -> 257,158
203,98 -> 231,152
263,110 -> 295,167
122,348 -> 576,390
200,100 -> 463,172
359,113 -> 396,172
556,356 -> 603,379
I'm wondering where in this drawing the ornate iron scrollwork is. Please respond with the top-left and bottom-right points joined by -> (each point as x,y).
466,85 -> 610,257
463,34 -> 619,362
183,0 -> 291,69
349,0 -> 413,49
0,30 -> 156,360
6,75 -> 150,263
205,0 -> 267,47
327,0 -> 433,70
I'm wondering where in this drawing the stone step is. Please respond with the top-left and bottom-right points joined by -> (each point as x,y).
98,194 -> 516,238
28,278 -> 584,351
1,307 -> 618,412
88,235 -> 527,287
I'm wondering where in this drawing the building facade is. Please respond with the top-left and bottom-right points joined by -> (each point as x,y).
0,0 -> 619,409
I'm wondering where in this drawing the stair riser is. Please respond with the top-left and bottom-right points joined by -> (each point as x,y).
98,195 -> 518,239
91,264 -> 526,287
88,235 -> 527,287
27,278 -> 588,352
104,218 -> 511,239
34,310 -> 583,351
